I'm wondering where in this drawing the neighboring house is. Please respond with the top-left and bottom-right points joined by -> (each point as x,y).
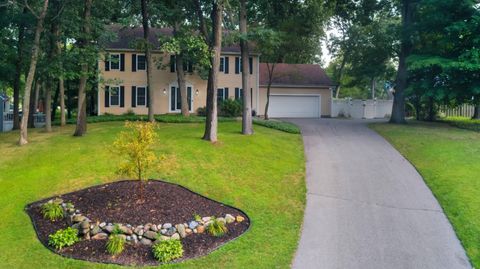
259,63 -> 334,118
99,26 -> 333,118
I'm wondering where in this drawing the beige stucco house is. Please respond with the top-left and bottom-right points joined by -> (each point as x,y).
99,26 -> 334,118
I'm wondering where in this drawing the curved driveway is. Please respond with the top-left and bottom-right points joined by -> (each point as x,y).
290,119 -> 471,269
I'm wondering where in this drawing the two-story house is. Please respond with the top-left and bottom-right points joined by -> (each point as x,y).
99,25 -> 334,118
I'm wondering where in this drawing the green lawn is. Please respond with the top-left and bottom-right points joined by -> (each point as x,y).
371,121 -> 480,268
0,121 -> 306,269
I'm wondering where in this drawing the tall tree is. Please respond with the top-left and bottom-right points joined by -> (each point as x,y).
12,7 -> 28,130
390,0 -> 415,124
140,0 -> 155,122
18,0 -> 49,145
240,0 -> 252,134
73,0 -> 92,136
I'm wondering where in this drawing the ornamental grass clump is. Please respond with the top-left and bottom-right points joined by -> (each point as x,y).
48,227 -> 80,250
207,217 -> 228,237
152,239 -> 184,263
41,199 -> 64,221
113,121 -> 158,201
106,234 -> 126,255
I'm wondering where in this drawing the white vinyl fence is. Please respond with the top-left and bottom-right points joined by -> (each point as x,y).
1,113 -> 46,132
439,104 -> 476,118
332,99 -> 393,119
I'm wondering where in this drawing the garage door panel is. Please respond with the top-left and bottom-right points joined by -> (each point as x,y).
270,95 -> 320,118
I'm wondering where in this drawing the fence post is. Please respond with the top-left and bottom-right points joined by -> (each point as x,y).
0,96 -> 4,132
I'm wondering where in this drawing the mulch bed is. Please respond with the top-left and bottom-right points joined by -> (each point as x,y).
26,180 -> 250,266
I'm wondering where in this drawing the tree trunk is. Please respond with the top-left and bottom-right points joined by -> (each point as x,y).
426,97 -> 435,121
49,19 -> 61,124
264,63 -> 275,120
176,53 -> 189,116
473,105 -> 480,119
335,54 -> 347,99
73,0 -> 92,137
390,0 -> 413,124
28,80 -> 40,128
59,77 -> 66,126
240,0 -> 253,135
371,78 -> 376,99
19,0 -> 49,145
202,2 -> 223,142
44,82 -> 52,132
13,7 -> 27,130
141,0 -> 155,122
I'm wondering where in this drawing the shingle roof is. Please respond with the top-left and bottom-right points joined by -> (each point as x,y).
259,63 -> 334,88
104,25 -> 243,53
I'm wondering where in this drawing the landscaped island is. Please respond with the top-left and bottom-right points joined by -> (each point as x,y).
27,180 -> 249,266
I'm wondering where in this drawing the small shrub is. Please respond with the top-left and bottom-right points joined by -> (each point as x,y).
48,227 -> 80,250
196,106 -> 207,116
152,239 -> 184,263
207,217 -> 228,237
41,200 -> 64,221
123,109 -> 136,116
106,234 -> 126,255
111,223 -> 123,235
253,118 -> 301,134
219,99 -> 242,117
193,213 -> 201,222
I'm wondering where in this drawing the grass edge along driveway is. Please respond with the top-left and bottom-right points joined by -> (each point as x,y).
371,121 -> 480,268
0,121 -> 306,269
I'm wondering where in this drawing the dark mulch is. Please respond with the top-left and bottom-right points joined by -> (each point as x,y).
26,180 -> 250,266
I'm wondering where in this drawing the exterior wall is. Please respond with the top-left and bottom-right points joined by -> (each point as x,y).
99,51 -> 259,115
258,86 -> 332,117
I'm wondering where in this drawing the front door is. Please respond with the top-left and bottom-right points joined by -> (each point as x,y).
170,86 -> 192,112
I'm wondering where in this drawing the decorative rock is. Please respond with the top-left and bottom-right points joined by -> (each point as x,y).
158,235 -> 170,241
83,233 -> 90,240
80,220 -> 90,229
134,227 -> 144,236
160,229 -> 167,235
185,228 -> 193,235
126,236 -> 131,241
140,238 -> 152,246
236,216 -> 245,223
81,229 -> 89,236
202,217 -> 211,222
72,214 -> 86,223
104,225 -> 114,233
163,223 -> 172,229
196,225 -> 205,234
225,214 -> 235,224
132,234 -> 138,244
171,233 -> 180,240
90,225 -> 102,236
72,223 -> 80,230
118,234 -> 127,241
119,225 -> 133,235
143,231 -> 158,240
92,233 -> 108,240
176,224 -> 186,238
99,222 -> 106,228
193,228 -> 197,234
165,227 -> 176,236
188,221 -> 199,229
217,217 -> 226,225
151,224 -> 158,232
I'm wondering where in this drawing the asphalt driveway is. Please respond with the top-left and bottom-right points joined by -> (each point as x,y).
289,118 -> 471,269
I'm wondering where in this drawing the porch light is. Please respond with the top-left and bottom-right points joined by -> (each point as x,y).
195,89 -> 199,96
163,89 -> 167,95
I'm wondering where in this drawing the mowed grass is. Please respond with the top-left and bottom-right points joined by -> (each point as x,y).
371,121 -> 480,268
0,121 -> 306,269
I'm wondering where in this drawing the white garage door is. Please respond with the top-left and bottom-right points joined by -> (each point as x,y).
269,95 -> 321,118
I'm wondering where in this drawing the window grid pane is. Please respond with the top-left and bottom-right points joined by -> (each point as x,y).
110,87 -> 120,106
137,55 -> 146,70
110,54 -> 120,70
137,87 -> 146,106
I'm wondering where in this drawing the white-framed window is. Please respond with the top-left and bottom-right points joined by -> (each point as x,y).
235,88 -> 243,100
219,57 -> 225,72
217,88 -> 229,102
109,54 -> 120,70
110,86 -> 120,106
169,82 -> 194,112
136,54 -> 146,71
136,86 -> 147,106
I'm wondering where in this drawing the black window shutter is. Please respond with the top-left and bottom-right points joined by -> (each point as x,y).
131,86 -> 137,107
105,54 -> 110,71
249,57 -> 253,75
225,87 -> 229,99
235,87 -> 239,99
188,61 -> 193,73
105,86 -> 110,107
225,57 -> 229,74
146,86 -> 150,107
235,57 -> 240,74
120,86 -> 125,107
120,54 -> 125,71
170,55 -> 175,72
132,54 -> 137,72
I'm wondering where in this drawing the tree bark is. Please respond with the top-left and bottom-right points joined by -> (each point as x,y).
13,7 -> 28,130
473,105 -> 480,119
173,23 -> 189,117
240,0 -> 253,135
19,0 -> 49,145
28,80 -> 40,128
335,54 -> 347,99
59,77 -> 66,126
264,63 -> 275,120
390,0 -> 413,124
141,0 -> 155,122
73,0 -> 92,137
44,82 -> 52,132
202,1 -> 224,142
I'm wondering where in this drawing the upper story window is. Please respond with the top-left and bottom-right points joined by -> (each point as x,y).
137,55 -> 146,71
170,55 -> 194,73
105,53 -> 125,71
235,56 -> 253,75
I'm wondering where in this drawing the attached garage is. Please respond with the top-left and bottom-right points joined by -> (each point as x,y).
269,95 -> 321,118
258,63 -> 334,118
